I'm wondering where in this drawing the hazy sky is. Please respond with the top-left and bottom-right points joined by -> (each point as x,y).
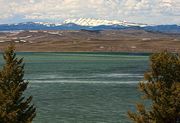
0,0 -> 179,24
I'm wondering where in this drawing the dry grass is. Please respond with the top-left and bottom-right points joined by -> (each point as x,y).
0,30 -> 180,52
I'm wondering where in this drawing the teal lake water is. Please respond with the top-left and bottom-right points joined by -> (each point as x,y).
0,52 -> 149,123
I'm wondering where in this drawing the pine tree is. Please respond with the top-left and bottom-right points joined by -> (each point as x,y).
0,45 -> 36,123
128,51 -> 180,123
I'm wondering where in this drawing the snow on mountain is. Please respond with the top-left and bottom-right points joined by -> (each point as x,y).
63,18 -> 147,27
34,22 -> 62,26
8,18 -> 148,27
0,19 -> 179,33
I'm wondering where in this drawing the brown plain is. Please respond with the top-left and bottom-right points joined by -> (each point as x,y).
0,29 -> 180,52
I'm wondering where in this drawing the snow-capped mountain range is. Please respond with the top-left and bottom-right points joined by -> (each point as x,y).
7,18 -> 148,27
63,18 -> 148,27
0,18 -> 179,33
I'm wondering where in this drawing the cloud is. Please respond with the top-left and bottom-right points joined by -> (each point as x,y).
0,0 -> 179,24
0,0 -> 12,19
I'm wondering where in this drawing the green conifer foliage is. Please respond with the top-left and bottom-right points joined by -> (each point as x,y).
128,51 -> 180,123
0,45 -> 36,123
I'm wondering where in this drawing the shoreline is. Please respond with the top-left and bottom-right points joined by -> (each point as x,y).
0,49 -> 178,54
0,50 -> 153,54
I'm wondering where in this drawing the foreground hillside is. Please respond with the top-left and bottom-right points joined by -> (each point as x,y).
0,29 -> 180,52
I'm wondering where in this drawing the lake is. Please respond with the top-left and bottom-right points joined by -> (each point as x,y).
0,52 -> 149,123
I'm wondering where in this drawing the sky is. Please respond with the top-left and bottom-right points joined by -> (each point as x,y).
0,0 -> 179,25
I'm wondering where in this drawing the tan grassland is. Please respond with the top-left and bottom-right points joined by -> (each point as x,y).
0,30 -> 180,52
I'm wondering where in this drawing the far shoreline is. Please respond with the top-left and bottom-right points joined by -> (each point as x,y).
0,51 -> 152,56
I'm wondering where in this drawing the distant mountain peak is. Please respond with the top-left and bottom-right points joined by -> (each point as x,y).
63,18 -> 148,27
